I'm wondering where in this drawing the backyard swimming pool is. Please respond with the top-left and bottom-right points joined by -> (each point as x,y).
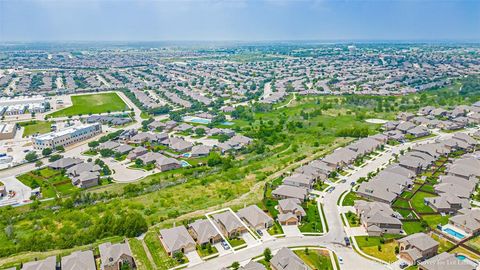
183,116 -> 233,125
444,228 -> 465,239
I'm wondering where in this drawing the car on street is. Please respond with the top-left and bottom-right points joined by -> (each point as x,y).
256,229 -> 263,236
344,237 -> 350,246
399,262 -> 408,269
338,256 -> 343,264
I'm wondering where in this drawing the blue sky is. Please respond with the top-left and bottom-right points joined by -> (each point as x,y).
0,0 -> 479,42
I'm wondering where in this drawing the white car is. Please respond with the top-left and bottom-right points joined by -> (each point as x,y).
338,256 -> 344,264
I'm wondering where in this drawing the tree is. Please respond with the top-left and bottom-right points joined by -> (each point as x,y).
42,148 -> 52,156
48,154 -> 63,162
55,145 -> 65,152
264,248 -> 272,262
25,152 -> 38,163
99,149 -> 114,158
35,160 -> 43,167
135,159 -> 144,167
231,262 -> 240,270
88,141 -> 100,148
195,128 -> 205,137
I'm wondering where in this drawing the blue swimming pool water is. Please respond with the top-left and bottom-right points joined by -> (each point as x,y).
444,228 -> 465,239
456,255 -> 466,261
181,160 -> 191,167
187,117 -> 211,124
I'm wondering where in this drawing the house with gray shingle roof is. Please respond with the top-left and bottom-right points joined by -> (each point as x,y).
237,205 -> 273,230
22,256 -> 56,270
270,247 -> 310,270
282,174 -> 314,190
61,250 -> 96,270
188,219 -> 222,246
354,200 -> 403,236
212,211 -> 247,238
159,226 -> 196,256
240,261 -> 266,270
398,233 -> 439,265
272,185 -> 308,201
418,252 -> 474,270
99,242 -> 135,270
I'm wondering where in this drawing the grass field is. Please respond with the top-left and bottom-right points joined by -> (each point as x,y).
431,234 -> 455,253
410,191 -> 435,213
341,192 -> 366,206
402,221 -> 426,234
129,238 -> 154,270
143,231 -> 178,269
355,236 -> 399,263
299,201 -> 323,233
48,92 -> 128,118
17,168 -> 76,198
294,249 -> 333,270
19,121 -> 52,137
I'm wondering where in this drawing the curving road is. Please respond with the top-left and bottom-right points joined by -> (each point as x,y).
186,129 -> 470,270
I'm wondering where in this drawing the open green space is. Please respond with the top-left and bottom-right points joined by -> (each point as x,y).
16,167 -> 76,198
19,120 -> 53,137
294,249 -> 334,270
48,92 -> 128,118
1,86 -> 478,264
355,236 -> 399,263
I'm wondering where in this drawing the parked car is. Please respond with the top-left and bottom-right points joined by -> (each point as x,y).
221,241 -> 230,250
338,256 -> 343,264
399,262 -> 408,269
344,237 -> 350,246
256,229 -> 263,236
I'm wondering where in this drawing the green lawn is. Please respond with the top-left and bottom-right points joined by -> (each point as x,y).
422,215 -> 450,229
19,120 -> 52,137
227,237 -> 246,247
355,236 -> 399,263
196,244 -> 218,258
17,168 -> 76,198
402,221 -> 427,234
345,211 -> 360,227
299,201 -> 323,233
294,249 -> 333,270
48,92 -> 128,118
411,191 -> 436,213
341,192 -> 366,206
431,233 -> 455,253
129,238 -> 154,270
267,221 -> 284,235
465,235 -> 480,252
143,231 -> 178,269
392,199 -> 410,208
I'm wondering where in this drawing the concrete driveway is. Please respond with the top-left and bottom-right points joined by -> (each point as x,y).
281,225 -> 302,237
241,233 -> 260,246
185,251 -> 203,266
214,242 -> 232,256
260,229 -> 274,241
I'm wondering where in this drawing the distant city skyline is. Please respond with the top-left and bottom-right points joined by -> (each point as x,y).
0,0 -> 479,42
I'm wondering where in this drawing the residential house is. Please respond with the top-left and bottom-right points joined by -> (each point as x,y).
188,219 -> 222,246
277,198 -> 306,225
190,145 -> 212,157
156,156 -> 182,172
398,233 -> 439,265
270,247 -> 310,270
282,174 -> 314,190
354,200 -> 403,236
49,157 -> 83,170
272,185 -> 308,201
99,242 -> 135,270
127,146 -> 148,161
61,250 -> 96,270
237,205 -> 274,230
22,256 -> 56,270
448,208 -> 480,235
159,226 -> 196,256
418,252 -> 474,270
212,211 -> 247,238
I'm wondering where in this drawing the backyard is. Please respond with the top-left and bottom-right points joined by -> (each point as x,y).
298,201 -> 323,233
355,235 -> 400,263
48,92 -> 128,118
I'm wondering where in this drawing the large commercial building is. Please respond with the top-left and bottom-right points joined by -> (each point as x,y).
0,123 -> 17,140
0,95 -> 47,116
33,123 -> 101,150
